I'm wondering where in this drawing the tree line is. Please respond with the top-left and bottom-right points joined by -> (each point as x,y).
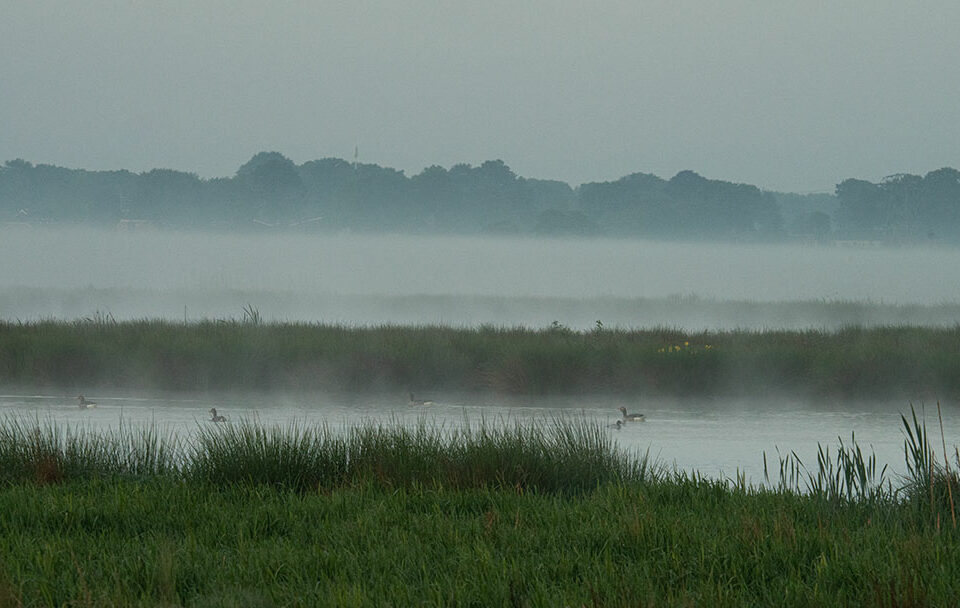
1,152 -> 957,242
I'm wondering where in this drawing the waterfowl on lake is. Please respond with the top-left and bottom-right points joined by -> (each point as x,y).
608,420 -> 623,430
409,393 -> 434,406
77,395 -> 96,408
619,406 -> 645,422
209,408 -> 227,422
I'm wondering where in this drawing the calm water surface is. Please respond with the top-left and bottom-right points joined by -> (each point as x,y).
3,392 -> 954,484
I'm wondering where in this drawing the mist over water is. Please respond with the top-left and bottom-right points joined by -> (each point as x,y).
3,226 -> 960,329
4,226 -> 960,481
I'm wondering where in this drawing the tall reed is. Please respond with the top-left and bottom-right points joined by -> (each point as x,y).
0,415 -> 656,493
764,434 -> 888,504
898,404 -> 960,525
190,415 -> 657,493
0,407 -> 956,514
0,416 -> 178,483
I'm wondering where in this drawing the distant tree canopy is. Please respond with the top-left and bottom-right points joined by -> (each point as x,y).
579,170 -> 781,238
836,168 -> 960,240
1,152 -> 958,242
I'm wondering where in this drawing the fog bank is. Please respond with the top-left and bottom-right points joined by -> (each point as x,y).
3,227 -> 960,328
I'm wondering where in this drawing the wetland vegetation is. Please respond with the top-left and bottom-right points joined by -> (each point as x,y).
0,414 -> 958,606
9,288 -> 960,331
2,319 -> 960,400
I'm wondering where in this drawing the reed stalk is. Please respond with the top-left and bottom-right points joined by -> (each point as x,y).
938,400 -> 957,528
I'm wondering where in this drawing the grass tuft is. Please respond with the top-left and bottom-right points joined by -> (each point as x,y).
0,415 -> 656,494
189,416 -> 656,493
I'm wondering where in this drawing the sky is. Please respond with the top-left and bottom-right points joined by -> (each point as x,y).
1,1 -> 958,192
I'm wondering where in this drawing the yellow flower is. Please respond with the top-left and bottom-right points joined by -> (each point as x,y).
684,341 -> 689,346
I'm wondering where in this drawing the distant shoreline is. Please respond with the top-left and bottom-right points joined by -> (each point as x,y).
4,154 -> 958,243
5,286 -> 960,331
2,320 -> 958,401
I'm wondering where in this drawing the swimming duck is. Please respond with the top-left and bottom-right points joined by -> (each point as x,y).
619,406 -> 645,422
408,393 -> 434,406
77,395 -> 96,409
608,420 -> 623,430
209,408 -> 227,422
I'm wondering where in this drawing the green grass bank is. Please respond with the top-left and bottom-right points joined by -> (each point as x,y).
2,319 -> 960,399
3,478 -> 959,607
0,415 -> 958,606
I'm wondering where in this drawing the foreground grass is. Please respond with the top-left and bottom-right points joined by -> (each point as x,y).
0,415 -> 959,605
1,478 -> 958,607
2,319 -> 960,399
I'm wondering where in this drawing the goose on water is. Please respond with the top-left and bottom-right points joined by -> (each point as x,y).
408,393 -> 434,406
77,395 -> 96,409
209,408 -> 227,422
619,406 -> 645,422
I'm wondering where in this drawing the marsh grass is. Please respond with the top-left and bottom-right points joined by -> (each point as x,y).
0,415 -> 656,493
4,319 -> 960,398
189,420 -> 349,491
3,476 -> 959,607
182,415 -> 657,493
1,413 -> 960,605
764,435 -> 889,504
896,403 -> 960,528
0,416 -> 178,484
0,407 -> 956,508
758,404 -> 960,520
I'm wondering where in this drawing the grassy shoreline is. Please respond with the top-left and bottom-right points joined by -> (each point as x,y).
0,416 -> 958,606
2,319 -> 960,399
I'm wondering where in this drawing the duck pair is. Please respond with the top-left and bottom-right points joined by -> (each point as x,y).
78,397 -> 227,423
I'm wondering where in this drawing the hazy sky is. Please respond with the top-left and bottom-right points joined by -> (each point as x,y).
2,1 -> 958,192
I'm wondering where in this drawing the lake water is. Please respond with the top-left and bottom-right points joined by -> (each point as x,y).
2,391 -> 953,485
